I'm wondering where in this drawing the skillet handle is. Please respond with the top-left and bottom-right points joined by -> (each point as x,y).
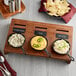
21,47 -> 26,54
44,49 -> 51,57
67,53 -> 75,61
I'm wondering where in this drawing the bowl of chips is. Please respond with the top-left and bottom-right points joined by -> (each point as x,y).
39,0 -> 76,23
43,0 -> 70,16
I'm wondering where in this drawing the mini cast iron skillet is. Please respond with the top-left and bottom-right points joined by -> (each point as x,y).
30,36 -> 51,57
8,33 -> 26,54
52,39 -> 74,61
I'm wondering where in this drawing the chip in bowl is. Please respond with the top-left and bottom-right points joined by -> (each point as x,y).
44,0 -> 70,16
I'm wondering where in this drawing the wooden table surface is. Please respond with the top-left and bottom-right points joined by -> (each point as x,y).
0,0 -> 76,76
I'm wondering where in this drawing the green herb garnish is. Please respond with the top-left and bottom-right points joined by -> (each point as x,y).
33,44 -> 41,48
37,38 -> 43,42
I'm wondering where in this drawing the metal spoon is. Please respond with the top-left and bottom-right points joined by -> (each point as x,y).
0,66 -> 11,76
0,68 -> 6,76
0,56 -> 11,76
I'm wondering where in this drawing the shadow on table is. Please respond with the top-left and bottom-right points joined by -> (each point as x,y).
38,13 -> 66,24
0,24 -> 9,53
0,14 -> 4,20
6,53 -> 68,66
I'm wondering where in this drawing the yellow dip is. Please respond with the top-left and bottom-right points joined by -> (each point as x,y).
31,36 -> 47,50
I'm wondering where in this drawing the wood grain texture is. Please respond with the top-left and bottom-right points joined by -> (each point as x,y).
4,19 -> 73,63
0,0 -> 76,76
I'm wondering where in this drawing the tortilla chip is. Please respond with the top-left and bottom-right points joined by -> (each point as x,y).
39,0 -> 76,23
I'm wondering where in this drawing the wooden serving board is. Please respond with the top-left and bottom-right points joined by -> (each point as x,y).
0,0 -> 25,18
4,19 -> 73,64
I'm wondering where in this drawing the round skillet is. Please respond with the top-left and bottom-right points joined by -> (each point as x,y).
30,36 -> 51,57
8,33 -> 26,54
52,39 -> 74,61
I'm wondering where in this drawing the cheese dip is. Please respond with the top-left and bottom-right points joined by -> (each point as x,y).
31,36 -> 47,50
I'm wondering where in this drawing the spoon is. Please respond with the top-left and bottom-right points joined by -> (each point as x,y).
0,56 -> 11,76
0,66 -> 11,76
0,68 -> 6,76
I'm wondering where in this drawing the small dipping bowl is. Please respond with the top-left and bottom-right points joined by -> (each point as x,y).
52,39 -> 74,61
30,36 -> 51,57
8,33 -> 26,54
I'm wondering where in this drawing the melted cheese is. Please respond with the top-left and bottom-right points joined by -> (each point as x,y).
31,36 -> 47,50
